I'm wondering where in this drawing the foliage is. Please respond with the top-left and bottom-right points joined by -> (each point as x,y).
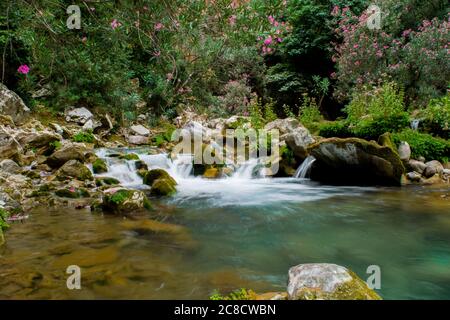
298,94 -> 323,130
72,131 -> 95,143
0,208 -> 10,231
392,129 -> 450,162
419,92 -> 450,139
209,288 -> 256,300
318,120 -> 353,138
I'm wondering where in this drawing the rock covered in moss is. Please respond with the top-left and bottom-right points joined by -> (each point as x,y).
92,158 -> 108,174
143,169 -> 177,196
119,153 -> 140,161
56,160 -> 93,181
143,169 -> 177,186
308,137 -> 405,186
55,187 -> 90,198
102,188 -> 151,214
287,263 -> 381,300
95,177 -> 120,187
203,167 -> 220,179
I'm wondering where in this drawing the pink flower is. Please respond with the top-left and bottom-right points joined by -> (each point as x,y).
81,36 -> 87,43
229,15 -> 236,26
268,15 -> 275,25
69,187 -> 76,193
277,37 -> 283,43
111,19 -> 121,30
17,64 -> 30,75
264,36 -> 273,45
353,44 -> 359,49
154,51 -> 161,57
354,61 -> 361,66
331,6 -> 340,16
166,73 -> 173,80
154,22 -> 164,31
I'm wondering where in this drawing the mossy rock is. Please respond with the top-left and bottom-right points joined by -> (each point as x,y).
135,160 -> 148,171
119,153 -> 140,161
95,177 -> 120,187
149,178 -> 177,196
203,167 -> 221,179
92,158 -> 108,174
377,132 -> 397,153
102,189 -> 151,214
287,263 -> 381,300
143,169 -> 177,186
0,228 -> 4,247
56,160 -> 93,181
55,188 -> 90,198
137,169 -> 148,178
308,137 -> 405,186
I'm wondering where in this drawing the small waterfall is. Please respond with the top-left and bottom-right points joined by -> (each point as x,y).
169,154 -> 194,180
294,156 -> 316,179
101,158 -> 142,186
411,119 -> 420,131
233,158 -> 264,179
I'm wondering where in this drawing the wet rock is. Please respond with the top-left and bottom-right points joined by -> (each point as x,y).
102,188 -> 151,214
0,83 -> 30,125
119,153 -> 140,161
65,107 -> 94,125
135,160 -> 148,171
143,169 -> 177,186
0,129 -> 21,161
0,159 -> 21,174
55,187 -> 90,198
308,138 -> 405,186
407,159 -> 427,175
15,130 -> 61,155
92,158 -> 108,174
150,178 -> 177,196
95,177 -> 120,187
287,263 -> 381,300
56,160 -> 93,181
423,160 -> 444,178
127,135 -> 149,145
130,124 -> 150,137
406,171 -> 422,182
46,143 -> 86,168
203,167 -> 220,179
397,141 -> 411,162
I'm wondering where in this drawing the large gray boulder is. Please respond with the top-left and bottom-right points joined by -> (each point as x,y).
287,263 -> 381,300
0,83 -> 30,125
130,124 -> 150,137
56,160 -> 93,181
423,160 -> 444,178
0,129 -> 21,161
46,143 -> 86,168
0,159 -> 21,174
65,107 -> 94,125
308,138 -> 405,186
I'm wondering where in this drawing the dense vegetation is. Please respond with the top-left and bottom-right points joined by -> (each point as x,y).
0,0 -> 449,160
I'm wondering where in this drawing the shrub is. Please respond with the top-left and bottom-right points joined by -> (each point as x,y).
392,129 -> 450,162
72,131 -> 95,143
0,208 -> 10,231
318,120 -> 353,138
352,113 -> 410,140
209,288 -> 256,300
419,93 -> 450,138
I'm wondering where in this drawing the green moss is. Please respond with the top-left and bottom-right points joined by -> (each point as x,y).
92,158 -> 108,174
0,208 -> 10,231
95,177 -> 120,186
377,132 -> 397,153
210,288 -> 256,300
72,131 -> 95,143
143,169 -> 177,187
55,188 -> 90,198
119,153 -> 140,161
150,179 -> 177,196
109,189 -> 133,204
102,189 -> 151,214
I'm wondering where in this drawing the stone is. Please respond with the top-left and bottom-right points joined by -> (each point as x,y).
423,160 -> 444,178
119,153 -> 140,161
397,141 -> 411,162
31,85 -> 52,99
308,138 -> 405,186
0,128 -> 21,161
264,118 -> 302,135
92,158 -> 108,174
55,187 -> 90,198
65,107 -> 94,124
0,83 -> 30,125
82,119 -> 101,131
56,160 -> 93,181
50,123 -> 64,135
203,167 -> 220,179
130,124 -> 150,136
46,143 -> 86,168
127,135 -> 149,145
143,169 -> 177,186
102,189 -> 151,214
0,159 -> 21,174
422,174 -> 445,185
406,171 -> 422,182
95,177 -> 120,187
287,263 -> 381,300
150,178 -> 177,196
182,121 -> 211,141
15,131 -> 61,155
407,159 -> 427,175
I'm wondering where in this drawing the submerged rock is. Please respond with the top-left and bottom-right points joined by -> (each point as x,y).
287,263 -> 381,300
56,160 -> 93,181
102,189 -> 151,214
308,138 -> 405,186
0,83 -> 30,125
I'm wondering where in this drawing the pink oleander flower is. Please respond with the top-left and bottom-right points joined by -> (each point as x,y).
17,64 -> 30,75
154,22 -> 164,31
277,37 -> 283,43
111,19 -> 121,30
268,15 -> 275,25
264,36 -> 273,45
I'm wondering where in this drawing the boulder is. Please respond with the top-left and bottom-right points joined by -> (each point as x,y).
308,138 -> 405,186
119,153 -> 140,161
0,83 -> 30,125
95,177 -> 120,187
46,143 -> 86,168
265,118 -> 315,160
397,141 -> 411,162
56,160 -> 93,181
102,188 -> 151,214
407,159 -> 427,175
406,171 -> 422,182
127,135 -> 149,145
182,120 -> 210,141
143,169 -> 177,196
203,167 -> 220,179
423,160 -> 444,178
0,159 -> 21,174
130,124 -> 150,137
143,169 -> 177,186
65,107 -> 94,125
82,119 -> 101,131
92,158 -> 108,174
15,130 -> 61,155
287,263 -> 381,300
0,129 -> 21,160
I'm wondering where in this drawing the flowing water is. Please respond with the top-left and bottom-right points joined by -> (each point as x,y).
1,149 -> 449,299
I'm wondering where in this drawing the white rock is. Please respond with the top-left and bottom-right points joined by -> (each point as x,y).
130,124 -> 150,137
398,141 -> 411,161
65,107 -> 94,124
0,83 -> 30,124
128,135 -> 149,145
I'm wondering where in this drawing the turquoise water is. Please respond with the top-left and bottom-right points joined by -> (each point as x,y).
0,178 -> 449,299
